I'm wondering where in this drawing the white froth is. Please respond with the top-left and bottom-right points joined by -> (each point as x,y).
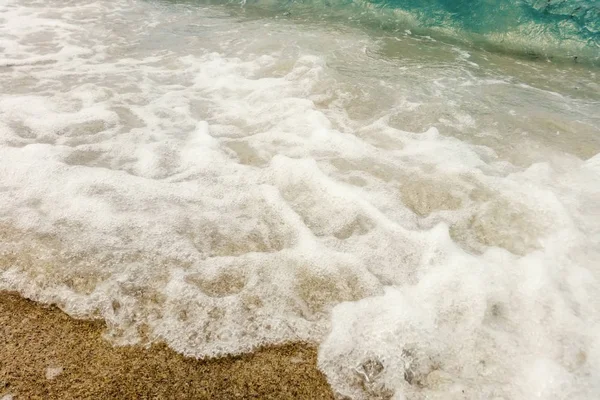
45,366 -> 63,380
1,0 -> 599,399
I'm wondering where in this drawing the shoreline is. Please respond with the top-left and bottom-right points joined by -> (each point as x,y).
0,291 -> 335,399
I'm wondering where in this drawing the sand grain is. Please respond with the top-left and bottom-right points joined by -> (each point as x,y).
0,292 -> 334,400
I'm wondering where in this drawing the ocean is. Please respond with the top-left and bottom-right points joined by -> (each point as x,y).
1,0 -> 599,398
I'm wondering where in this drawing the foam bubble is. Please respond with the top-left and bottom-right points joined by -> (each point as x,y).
319,240 -> 600,399
45,366 -> 63,380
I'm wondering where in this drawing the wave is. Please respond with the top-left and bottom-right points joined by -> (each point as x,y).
192,0 -> 600,64
368,0 -> 599,58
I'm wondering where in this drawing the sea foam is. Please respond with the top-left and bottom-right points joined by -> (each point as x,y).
1,0 -> 599,399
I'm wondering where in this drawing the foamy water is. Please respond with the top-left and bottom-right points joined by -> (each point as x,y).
1,0 -> 600,398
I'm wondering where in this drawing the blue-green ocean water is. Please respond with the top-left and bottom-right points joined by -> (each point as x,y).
201,0 -> 600,64
363,0 -> 599,40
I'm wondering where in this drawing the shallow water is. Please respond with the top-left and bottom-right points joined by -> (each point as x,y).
1,0 -> 600,399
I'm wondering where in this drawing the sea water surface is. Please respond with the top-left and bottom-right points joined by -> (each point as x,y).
1,0 -> 600,398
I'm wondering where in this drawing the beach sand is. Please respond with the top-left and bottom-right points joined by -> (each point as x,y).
0,291 -> 335,399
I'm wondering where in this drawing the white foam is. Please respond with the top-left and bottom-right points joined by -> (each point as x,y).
45,366 -> 63,380
319,236 -> 600,399
1,0 -> 599,398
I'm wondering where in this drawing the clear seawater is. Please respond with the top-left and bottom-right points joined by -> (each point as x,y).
1,0 -> 599,398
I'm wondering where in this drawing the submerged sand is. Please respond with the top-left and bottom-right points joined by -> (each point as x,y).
0,292 -> 334,399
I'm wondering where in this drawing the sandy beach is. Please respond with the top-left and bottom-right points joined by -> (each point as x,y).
0,292 -> 335,399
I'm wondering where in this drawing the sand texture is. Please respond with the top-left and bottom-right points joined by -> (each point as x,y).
0,292 -> 335,399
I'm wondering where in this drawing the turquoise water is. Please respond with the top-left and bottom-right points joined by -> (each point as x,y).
365,0 -> 599,41
184,0 -> 600,63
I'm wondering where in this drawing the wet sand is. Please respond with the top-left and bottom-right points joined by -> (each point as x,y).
0,292 -> 335,399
